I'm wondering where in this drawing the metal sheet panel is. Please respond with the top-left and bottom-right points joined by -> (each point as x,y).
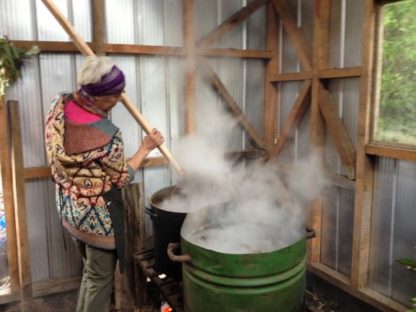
0,0 -> 35,40
369,158 -> 416,306
329,0 -> 342,68
247,0 -> 266,50
36,0 -> 70,41
217,0 -> 244,49
105,0 -> 135,44
369,157 -> 396,296
71,0 -> 92,42
344,0 -> 364,67
245,59 -> 265,148
195,0 -> 217,39
136,0 -> 165,45
26,180 -> 49,282
391,160 -> 416,304
164,0 -> 183,46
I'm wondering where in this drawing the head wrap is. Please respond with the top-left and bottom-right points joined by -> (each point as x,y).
80,65 -> 125,97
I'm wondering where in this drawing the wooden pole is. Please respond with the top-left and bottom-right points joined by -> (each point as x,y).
8,101 -> 33,307
264,1 -> 280,150
183,0 -> 196,134
92,0 -> 106,56
41,0 -> 184,175
0,97 -> 19,292
351,0 -> 377,289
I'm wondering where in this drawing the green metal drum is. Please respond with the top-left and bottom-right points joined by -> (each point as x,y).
179,238 -> 306,312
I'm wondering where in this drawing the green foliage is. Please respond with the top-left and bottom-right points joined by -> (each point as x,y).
397,248 -> 416,311
376,0 -> 416,145
0,36 -> 40,96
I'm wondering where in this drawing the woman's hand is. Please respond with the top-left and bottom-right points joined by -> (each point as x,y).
142,128 -> 164,153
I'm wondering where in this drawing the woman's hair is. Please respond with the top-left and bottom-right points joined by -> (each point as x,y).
77,56 -> 114,85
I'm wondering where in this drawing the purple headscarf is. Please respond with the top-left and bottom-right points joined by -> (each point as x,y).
80,65 -> 125,97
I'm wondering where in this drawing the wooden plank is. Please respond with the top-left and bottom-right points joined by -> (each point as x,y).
199,48 -> 272,59
23,157 -> 168,180
308,263 -> 408,312
197,0 -> 268,47
8,101 -> 33,303
366,143 -> 416,161
308,0 -> 330,264
105,43 -> 184,56
92,0 -> 105,55
318,86 -> 357,179
319,67 -> 362,79
199,59 -> 265,148
0,277 -> 81,305
351,0 -> 377,289
270,80 -> 311,158
270,71 -> 313,82
264,1 -> 280,149
0,97 -> 19,291
272,0 -> 312,70
183,0 -> 196,134
12,41 -> 273,59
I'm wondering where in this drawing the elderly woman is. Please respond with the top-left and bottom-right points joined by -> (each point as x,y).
44,56 -> 164,312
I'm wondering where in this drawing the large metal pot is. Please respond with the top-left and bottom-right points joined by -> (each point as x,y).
147,186 -> 186,280
168,204 -> 314,312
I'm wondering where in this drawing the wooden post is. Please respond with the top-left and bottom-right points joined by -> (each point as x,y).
264,1 -> 280,150
92,0 -> 106,56
183,0 -> 196,134
8,101 -> 33,305
351,0 -> 377,289
309,0 -> 331,263
0,97 -> 19,292
41,0 -> 184,175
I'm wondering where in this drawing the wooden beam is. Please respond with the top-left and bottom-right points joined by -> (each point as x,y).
8,101 -> 33,303
92,0 -> 106,55
270,80 -> 311,158
264,1 -> 280,149
351,0 -> 377,289
272,0 -> 312,70
308,0 -> 331,264
318,87 -> 357,179
366,143 -> 416,162
0,277 -> 81,305
199,59 -> 265,148
197,0 -> 268,48
183,0 -> 196,134
12,40 -> 273,59
0,97 -> 19,291
319,67 -> 362,79
199,48 -> 272,59
308,263 -> 408,312
270,71 -> 313,82
23,157 -> 168,181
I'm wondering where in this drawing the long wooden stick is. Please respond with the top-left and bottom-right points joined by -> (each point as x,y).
41,0 -> 184,175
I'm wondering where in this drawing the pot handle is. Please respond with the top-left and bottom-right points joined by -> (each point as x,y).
144,207 -> 157,218
167,243 -> 192,263
306,227 -> 316,240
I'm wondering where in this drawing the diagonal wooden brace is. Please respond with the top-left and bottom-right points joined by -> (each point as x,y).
42,0 -> 184,175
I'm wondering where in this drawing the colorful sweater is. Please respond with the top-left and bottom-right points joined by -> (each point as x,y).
44,94 -> 133,249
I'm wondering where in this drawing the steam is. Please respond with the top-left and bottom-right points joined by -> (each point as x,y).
161,100 -> 327,254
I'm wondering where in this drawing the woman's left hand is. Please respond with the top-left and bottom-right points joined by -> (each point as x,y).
142,128 -> 164,152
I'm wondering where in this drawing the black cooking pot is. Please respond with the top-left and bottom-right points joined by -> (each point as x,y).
146,186 -> 186,280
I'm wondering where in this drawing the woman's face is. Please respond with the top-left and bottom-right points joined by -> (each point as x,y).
93,93 -> 123,112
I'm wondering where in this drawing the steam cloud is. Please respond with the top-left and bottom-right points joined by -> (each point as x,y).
161,97 -> 327,254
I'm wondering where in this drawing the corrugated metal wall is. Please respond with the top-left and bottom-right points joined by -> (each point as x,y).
369,157 -> 416,306
0,0 -> 266,283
